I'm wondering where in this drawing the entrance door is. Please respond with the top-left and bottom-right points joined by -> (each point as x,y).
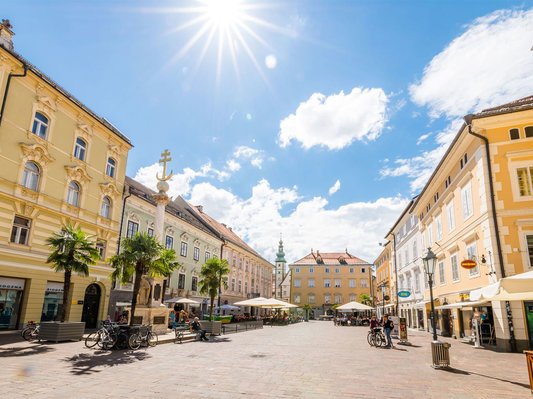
81,284 -> 101,329
525,302 -> 533,349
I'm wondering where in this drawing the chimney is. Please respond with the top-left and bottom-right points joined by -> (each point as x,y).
196,205 -> 203,213
0,19 -> 14,51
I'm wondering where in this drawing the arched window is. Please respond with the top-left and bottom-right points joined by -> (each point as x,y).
73,137 -> 87,161
105,157 -> 116,178
67,181 -> 81,206
100,196 -> 112,219
32,112 -> 49,139
22,161 -> 40,191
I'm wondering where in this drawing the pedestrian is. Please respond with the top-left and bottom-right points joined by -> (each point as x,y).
383,314 -> 394,348
190,317 -> 209,341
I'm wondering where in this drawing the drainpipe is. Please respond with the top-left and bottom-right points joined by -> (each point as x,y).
391,232 -> 399,316
464,114 -> 516,352
0,63 -> 28,126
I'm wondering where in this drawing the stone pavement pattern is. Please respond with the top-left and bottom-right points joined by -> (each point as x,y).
0,322 -> 530,399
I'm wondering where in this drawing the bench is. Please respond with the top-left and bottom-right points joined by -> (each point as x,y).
174,326 -> 201,344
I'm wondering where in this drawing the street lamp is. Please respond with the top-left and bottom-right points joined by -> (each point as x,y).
422,247 -> 438,342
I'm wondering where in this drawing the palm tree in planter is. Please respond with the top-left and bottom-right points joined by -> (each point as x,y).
359,294 -> 373,307
199,257 -> 230,322
110,233 -> 179,326
302,304 -> 312,321
46,224 -> 100,323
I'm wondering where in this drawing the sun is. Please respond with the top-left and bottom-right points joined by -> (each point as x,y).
146,0 -> 285,84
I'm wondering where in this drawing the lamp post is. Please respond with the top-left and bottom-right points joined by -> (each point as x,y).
422,247 -> 438,342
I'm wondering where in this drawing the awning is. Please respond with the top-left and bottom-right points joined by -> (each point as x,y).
46,281 -> 64,293
414,300 -> 430,309
470,271 -> 533,302
116,301 -> 132,306
0,277 -> 25,290
435,300 -> 487,310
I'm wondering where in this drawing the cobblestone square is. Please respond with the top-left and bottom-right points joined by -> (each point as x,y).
1,322 -> 530,398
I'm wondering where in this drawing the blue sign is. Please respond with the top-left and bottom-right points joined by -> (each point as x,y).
398,290 -> 411,298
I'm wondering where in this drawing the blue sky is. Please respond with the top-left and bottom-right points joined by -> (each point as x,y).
4,0 -> 533,262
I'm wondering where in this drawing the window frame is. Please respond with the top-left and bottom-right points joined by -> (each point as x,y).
461,181 -> 473,220
22,161 -> 40,191
180,241 -> 188,257
165,235 -> 174,250
32,112 -> 49,139
10,216 -> 31,245
73,137 -> 87,161
67,181 -> 81,207
126,220 -> 139,238
100,196 -> 112,219
451,253 -> 460,282
105,157 -> 116,178
193,246 -> 200,261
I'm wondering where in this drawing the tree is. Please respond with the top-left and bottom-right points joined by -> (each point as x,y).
199,258 -> 230,320
359,293 -> 373,307
110,233 -> 179,326
46,224 -> 100,322
302,304 -> 312,321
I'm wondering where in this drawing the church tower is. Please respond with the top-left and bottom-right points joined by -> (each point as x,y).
275,235 -> 287,298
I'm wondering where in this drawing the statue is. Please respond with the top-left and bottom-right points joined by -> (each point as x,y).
137,277 -> 151,306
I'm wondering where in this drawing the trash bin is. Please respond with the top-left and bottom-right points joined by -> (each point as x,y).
431,341 -> 451,368
524,350 -> 533,393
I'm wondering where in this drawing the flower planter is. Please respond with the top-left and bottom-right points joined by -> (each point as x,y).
39,321 -> 86,342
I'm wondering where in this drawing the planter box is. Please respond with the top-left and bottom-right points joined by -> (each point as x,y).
200,321 -> 222,336
39,321 -> 86,342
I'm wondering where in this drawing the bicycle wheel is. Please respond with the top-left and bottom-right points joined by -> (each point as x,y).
85,332 -> 100,348
375,333 -> 385,347
102,331 -> 118,350
128,333 -> 141,350
22,328 -> 35,342
147,331 -> 158,347
367,332 -> 374,346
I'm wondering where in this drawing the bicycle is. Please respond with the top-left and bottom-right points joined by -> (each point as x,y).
21,321 -> 40,342
128,325 -> 158,350
85,321 -> 118,350
367,327 -> 385,347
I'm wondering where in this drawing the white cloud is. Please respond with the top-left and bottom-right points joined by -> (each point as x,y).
328,180 -> 341,195
410,8 -> 533,119
416,133 -> 432,145
226,159 -> 241,172
233,146 -> 267,169
188,179 -> 408,262
380,120 -> 462,192
279,87 -> 389,150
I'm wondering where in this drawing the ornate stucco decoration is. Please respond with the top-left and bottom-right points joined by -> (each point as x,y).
99,182 -> 120,200
64,165 -> 91,184
180,232 -> 189,242
108,144 -> 121,159
19,142 -> 55,166
35,93 -> 57,114
193,239 -> 200,247
128,212 -> 140,223
166,226 -> 175,236
75,123 -> 93,141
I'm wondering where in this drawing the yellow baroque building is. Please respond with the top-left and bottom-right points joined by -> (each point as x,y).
0,24 -> 131,330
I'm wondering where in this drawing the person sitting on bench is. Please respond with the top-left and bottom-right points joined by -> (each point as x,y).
191,317 -> 208,341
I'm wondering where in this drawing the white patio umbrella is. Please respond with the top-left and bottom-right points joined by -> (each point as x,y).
470,270 -> 533,301
336,301 -> 374,311
215,304 -> 241,311
176,298 -> 200,304
234,297 -> 270,306
259,298 -> 298,309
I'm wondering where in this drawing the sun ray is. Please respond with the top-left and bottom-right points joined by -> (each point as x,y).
230,24 -> 270,87
225,26 -> 241,81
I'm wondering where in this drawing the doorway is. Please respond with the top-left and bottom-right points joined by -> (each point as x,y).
525,302 -> 533,349
81,284 -> 101,329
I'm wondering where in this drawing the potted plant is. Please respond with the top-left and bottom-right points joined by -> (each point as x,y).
198,257 -> 230,335
41,224 -> 99,342
110,232 -> 179,326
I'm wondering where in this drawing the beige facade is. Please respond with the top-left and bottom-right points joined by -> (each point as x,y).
374,242 -> 392,317
0,33 -> 131,329
289,251 -> 372,318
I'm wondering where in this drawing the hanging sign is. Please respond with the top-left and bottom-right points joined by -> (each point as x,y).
398,290 -> 411,298
461,259 -> 477,269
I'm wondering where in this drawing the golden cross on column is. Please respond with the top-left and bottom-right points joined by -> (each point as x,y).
156,149 -> 174,182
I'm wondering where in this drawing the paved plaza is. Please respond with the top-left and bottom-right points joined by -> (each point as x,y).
0,322 -> 530,399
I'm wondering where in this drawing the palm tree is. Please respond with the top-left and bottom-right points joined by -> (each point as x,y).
199,258 -> 230,320
46,224 -> 100,322
110,233 -> 179,326
359,293 -> 373,307
302,304 -> 312,321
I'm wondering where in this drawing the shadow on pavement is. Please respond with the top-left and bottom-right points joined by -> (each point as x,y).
206,337 -> 232,344
0,344 -> 55,357
64,349 -> 152,375
0,332 -> 25,346
441,367 -> 530,389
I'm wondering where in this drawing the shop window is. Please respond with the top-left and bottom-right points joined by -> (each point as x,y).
10,216 -> 31,245
22,161 -> 40,191
32,112 -> 49,139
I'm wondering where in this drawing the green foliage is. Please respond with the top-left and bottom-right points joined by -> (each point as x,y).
110,233 -> 180,325
359,293 -> 373,306
198,257 -> 230,319
46,224 -> 100,322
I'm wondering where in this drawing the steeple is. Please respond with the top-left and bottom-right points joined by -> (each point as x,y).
275,234 -> 286,263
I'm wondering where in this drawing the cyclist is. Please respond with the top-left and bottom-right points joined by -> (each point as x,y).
370,315 -> 380,330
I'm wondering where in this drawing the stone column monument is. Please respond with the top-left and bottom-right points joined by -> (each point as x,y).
134,150 -> 174,333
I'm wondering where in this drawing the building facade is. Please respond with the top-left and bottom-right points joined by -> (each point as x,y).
273,237 -> 291,301
108,178 -> 223,319
189,206 -> 274,313
289,250 -> 373,319
374,241 -> 392,318
0,24 -> 132,329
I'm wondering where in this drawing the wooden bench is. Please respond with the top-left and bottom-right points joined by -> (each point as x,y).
174,326 -> 201,344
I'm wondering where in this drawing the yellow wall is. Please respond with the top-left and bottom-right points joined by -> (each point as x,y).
0,47 -> 131,327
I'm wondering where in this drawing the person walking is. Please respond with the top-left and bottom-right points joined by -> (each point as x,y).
383,314 -> 394,348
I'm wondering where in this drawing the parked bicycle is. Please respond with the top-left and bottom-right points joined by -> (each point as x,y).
367,327 -> 385,347
85,321 -> 119,350
128,325 -> 158,350
21,321 -> 40,342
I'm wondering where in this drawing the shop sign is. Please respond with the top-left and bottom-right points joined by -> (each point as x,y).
398,290 -> 411,298
461,259 -> 477,269
46,281 -> 64,293
399,317 -> 408,341
0,277 -> 25,290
